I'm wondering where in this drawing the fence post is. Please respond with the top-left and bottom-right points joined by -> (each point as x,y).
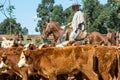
116,32 -> 119,47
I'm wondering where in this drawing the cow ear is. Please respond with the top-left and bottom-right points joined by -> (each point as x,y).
24,50 -> 31,57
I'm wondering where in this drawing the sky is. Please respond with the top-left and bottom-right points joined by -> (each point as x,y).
0,0 -> 107,35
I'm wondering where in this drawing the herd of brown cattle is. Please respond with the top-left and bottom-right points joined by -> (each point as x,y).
0,42 -> 120,80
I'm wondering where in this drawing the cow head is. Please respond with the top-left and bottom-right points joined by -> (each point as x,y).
0,59 -> 8,68
0,53 -> 7,68
17,51 -> 29,68
18,50 -> 32,68
24,43 -> 37,51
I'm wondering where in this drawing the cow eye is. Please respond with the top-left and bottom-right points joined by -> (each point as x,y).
21,56 -> 24,59
26,56 -> 29,59
25,54 -> 29,59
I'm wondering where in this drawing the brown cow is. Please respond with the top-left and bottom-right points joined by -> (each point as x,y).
18,45 -> 98,80
117,48 -> 120,80
0,47 -> 24,80
94,46 -> 118,80
0,46 -> 44,80
2,46 -> 41,80
0,46 -> 39,80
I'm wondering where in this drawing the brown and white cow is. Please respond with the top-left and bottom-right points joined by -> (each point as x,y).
0,48 -> 20,79
1,46 -> 41,80
18,45 -> 98,80
0,47 -> 28,80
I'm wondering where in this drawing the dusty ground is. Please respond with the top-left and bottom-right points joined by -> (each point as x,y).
0,35 -> 41,39
0,35 -> 54,43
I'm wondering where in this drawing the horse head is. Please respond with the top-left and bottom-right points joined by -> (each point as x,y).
43,22 -> 53,38
42,20 -> 63,43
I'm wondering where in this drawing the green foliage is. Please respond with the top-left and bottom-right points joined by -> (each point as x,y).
0,4 -> 28,35
51,5 -> 64,24
22,27 -> 28,35
6,5 -> 15,18
35,39 -> 43,44
0,18 -> 28,35
36,0 -> 55,34
83,0 -> 120,33
63,6 -> 74,25
83,0 -> 104,32
35,38 -> 51,44
106,0 -> 120,31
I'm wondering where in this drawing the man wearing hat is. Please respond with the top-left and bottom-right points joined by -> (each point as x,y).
69,3 -> 85,41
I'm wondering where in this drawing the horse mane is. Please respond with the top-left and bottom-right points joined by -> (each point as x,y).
48,20 -> 62,31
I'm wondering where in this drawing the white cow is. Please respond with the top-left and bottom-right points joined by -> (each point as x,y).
1,37 -> 14,48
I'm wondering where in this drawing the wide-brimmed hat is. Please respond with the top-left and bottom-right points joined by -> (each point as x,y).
72,3 -> 81,10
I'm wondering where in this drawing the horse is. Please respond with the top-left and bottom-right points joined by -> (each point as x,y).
107,32 -> 116,46
88,32 -> 111,46
63,23 -> 112,46
42,20 -> 112,46
42,20 -> 65,44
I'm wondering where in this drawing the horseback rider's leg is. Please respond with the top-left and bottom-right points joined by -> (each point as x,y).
69,29 -> 82,41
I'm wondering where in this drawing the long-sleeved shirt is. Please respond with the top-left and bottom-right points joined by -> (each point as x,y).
72,11 -> 85,31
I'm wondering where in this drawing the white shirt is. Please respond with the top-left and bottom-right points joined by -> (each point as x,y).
72,11 -> 85,31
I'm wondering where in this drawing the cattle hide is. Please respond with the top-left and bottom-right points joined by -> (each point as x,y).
18,45 -> 98,80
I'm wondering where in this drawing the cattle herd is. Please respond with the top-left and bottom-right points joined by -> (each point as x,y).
0,37 -> 120,80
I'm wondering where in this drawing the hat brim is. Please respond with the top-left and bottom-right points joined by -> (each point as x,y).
72,3 -> 81,7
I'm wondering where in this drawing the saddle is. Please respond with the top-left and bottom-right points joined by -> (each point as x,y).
75,30 -> 88,40
74,22 -> 87,40
75,22 -> 85,33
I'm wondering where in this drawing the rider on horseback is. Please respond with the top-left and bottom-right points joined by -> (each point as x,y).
69,3 -> 85,41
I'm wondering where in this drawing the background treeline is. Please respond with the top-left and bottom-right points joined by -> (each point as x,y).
0,3 -> 28,35
36,0 -> 120,34
0,0 -> 120,35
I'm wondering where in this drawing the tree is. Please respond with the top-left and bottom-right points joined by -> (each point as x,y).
83,0 -> 105,33
82,0 -> 120,33
0,18 -> 28,35
0,2 -> 28,35
7,5 -> 15,18
107,0 -> 120,32
51,5 -> 64,25
22,27 -> 28,35
36,0 -> 55,34
63,6 -> 73,25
